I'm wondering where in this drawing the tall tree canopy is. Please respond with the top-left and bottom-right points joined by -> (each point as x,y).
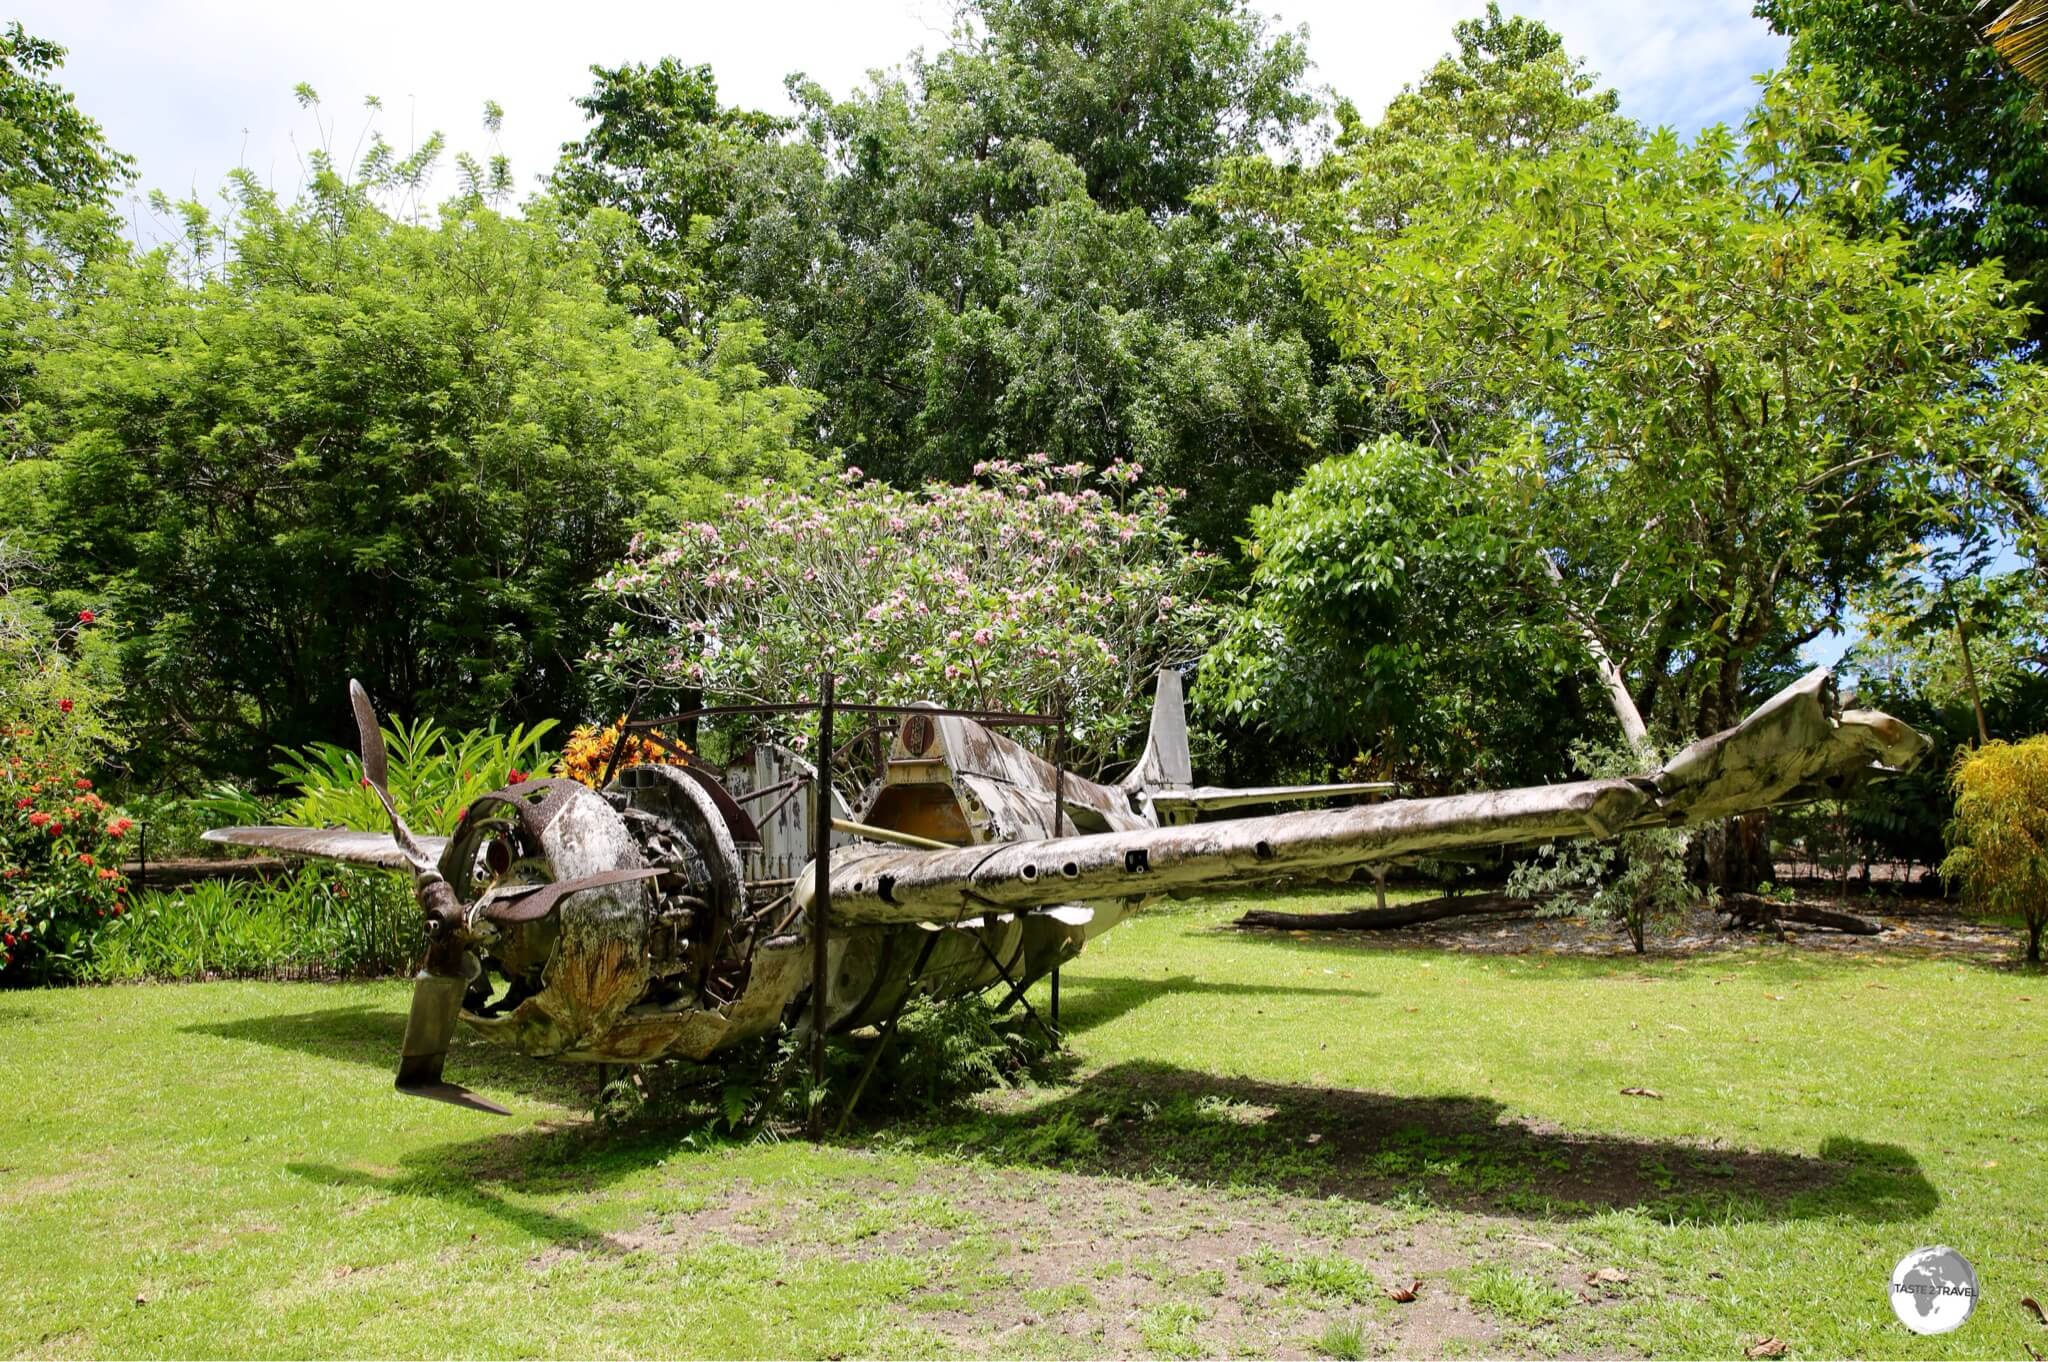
1,23 -> 131,484
1756,0 -> 2048,345
1294,62 -> 2042,741
35,174 -> 816,779
551,0 -> 1366,555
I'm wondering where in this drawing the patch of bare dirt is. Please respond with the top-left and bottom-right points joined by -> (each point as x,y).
588,1164 -> 1632,1358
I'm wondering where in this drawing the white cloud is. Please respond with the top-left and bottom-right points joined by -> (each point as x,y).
19,0 -> 1783,239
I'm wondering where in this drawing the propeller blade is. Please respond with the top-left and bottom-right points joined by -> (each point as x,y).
348,679 -> 439,875
394,967 -> 508,1115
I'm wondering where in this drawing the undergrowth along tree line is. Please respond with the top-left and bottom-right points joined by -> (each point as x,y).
2,1 -> 2046,979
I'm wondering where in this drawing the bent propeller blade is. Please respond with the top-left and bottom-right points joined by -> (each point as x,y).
395,971 -> 508,1115
348,679 -> 439,876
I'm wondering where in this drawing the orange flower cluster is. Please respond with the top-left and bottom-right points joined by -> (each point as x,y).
554,717 -> 682,788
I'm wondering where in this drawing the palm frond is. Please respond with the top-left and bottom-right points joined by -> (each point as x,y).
1987,0 -> 2048,88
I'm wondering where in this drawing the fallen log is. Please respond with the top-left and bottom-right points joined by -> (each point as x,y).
121,857 -> 288,892
1236,893 -> 1536,932
1722,892 -> 1884,935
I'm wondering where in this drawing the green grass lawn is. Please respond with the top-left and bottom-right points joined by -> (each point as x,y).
4,889 -> 2045,1358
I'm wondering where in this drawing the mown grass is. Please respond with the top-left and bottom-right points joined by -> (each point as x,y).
3,885 -> 2044,1358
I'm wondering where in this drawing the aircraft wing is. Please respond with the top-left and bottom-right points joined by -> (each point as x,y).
1145,781 -> 1395,815
815,668 -> 1929,928
200,825 -> 451,870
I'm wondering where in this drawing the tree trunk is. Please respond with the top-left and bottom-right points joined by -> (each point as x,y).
1944,579 -> 1991,747
1235,893 -> 1534,932
1541,555 -> 1648,751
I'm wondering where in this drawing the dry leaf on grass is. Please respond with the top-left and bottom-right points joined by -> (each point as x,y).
1745,1336 -> 1787,1358
1384,1279 -> 1421,1303
1620,1086 -> 1664,1099
2023,1296 -> 2047,1326
1585,1267 -> 1630,1285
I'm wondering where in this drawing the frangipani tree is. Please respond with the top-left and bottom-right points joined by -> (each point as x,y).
596,459 -> 1217,771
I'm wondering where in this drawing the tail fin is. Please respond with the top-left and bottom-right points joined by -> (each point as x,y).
1120,668 -> 1195,792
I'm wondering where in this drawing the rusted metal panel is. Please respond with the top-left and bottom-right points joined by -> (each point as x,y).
1146,782 -> 1396,814
817,670 -> 1928,928
199,825 -> 449,869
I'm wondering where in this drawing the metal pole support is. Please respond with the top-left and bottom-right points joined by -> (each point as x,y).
1050,689 -> 1067,838
807,669 -> 836,1139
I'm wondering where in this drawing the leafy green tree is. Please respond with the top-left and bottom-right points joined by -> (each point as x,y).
0,23 -> 130,295
968,0 -> 1315,214
552,0 -> 1365,556
1197,435 -> 1586,791
1,22 -> 133,531
34,171 -> 816,780
1756,0 -> 2048,344
1214,5 -> 1632,254
1302,64 -> 2043,741
553,58 -> 798,338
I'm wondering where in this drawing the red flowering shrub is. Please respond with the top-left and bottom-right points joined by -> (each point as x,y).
2,735 -> 129,981
2,569 -> 128,983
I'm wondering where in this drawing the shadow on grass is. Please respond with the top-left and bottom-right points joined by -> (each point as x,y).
183,1003 -> 594,1108
1052,972 -> 1375,1038
898,1061 -> 1938,1227
270,1055 -> 1938,1252
288,1113 -> 743,1251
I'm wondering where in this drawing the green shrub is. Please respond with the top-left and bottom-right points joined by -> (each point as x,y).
888,992 -> 1053,1110
88,865 -> 419,981
1943,735 -> 2048,963
196,713 -> 558,837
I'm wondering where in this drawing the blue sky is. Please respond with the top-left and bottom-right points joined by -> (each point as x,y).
21,1 -> 1785,233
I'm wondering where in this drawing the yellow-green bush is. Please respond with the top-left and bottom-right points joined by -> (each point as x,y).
1942,736 -> 2048,963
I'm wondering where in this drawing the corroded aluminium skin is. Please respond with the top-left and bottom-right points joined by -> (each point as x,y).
814,670 -> 1932,928
204,667 -> 1929,1077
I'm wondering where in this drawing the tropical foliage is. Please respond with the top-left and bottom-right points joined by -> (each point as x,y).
88,866 -> 418,981
1942,735 -> 2048,962
1298,62 -> 2040,740
1198,435 -> 1585,791
24,139 -> 815,781
597,457 -> 1217,768
550,0 -> 1365,557
1757,0 -> 2048,344
198,714 -> 558,838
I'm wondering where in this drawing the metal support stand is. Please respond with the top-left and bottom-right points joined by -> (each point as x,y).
807,669 -> 836,1140
1050,690 -> 1067,838
971,928 -> 1059,1046
833,930 -> 941,1135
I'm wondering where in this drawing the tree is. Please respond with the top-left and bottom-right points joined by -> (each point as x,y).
1196,435 -> 1587,792
1301,65 -> 2043,743
553,57 -> 798,338
1756,0 -> 2048,345
552,0 -> 1367,557
1213,4 -> 1632,252
1,22 -> 132,510
595,457 -> 1216,770
1942,734 -> 2048,963
0,23 -> 131,293
34,172 -> 817,781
